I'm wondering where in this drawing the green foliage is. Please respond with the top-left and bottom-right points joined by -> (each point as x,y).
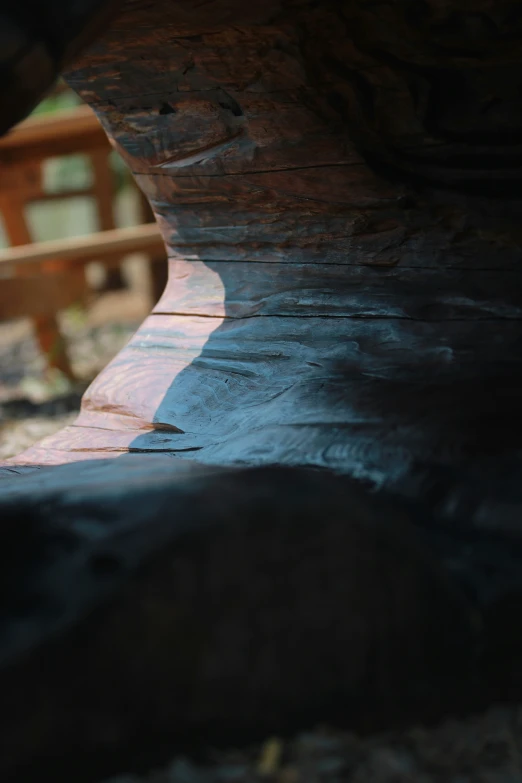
31,85 -> 82,117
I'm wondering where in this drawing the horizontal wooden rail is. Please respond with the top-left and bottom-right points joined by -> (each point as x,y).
0,223 -> 165,268
0,106 -> 108,165
25,187 -> 102,203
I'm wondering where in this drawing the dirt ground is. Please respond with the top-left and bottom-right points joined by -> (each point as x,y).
0,280 -> 149,460
100,707 -> 522,783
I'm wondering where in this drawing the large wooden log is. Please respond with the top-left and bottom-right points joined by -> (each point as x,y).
3,0 -> 522,779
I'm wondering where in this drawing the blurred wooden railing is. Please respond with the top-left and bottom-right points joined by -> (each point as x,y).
0,224 -> 164,268
0,103 -> 166,380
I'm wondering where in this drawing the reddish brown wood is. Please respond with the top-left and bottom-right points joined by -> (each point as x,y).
90,148 -> 127,290
32,314 -> 76,380
13,0 -> 519,493
0,223 -> 164,267
3,2 -> 522,780
0,156 -> 76,379
139,188 -> 169,302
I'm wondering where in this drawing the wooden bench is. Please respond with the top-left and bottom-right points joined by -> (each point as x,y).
2,1 -> 522,781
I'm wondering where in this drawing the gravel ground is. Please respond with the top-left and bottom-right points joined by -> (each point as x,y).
102,707 -> 522,783
0,289 -> 146,459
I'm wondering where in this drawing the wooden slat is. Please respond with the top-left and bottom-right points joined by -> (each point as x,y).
0,153 -> 80,378
0,196 -> 32,245
23,188 -> 99,203
0,223 -> 164,268
32,314 -> 76,380
0,162 -> 43,199
90,147 -> 128,290
0,106 -> 108,165
91,149 -> 116,232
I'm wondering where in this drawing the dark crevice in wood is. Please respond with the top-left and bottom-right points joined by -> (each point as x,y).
158,101 -> 176,115
139,161 -> 365,178
363,152 -> 522,198
83,86 -> 302,107
128,446 -> 204,453
163,256 -> 521,272
70,423 -> 142,433
151,311 -> 522,322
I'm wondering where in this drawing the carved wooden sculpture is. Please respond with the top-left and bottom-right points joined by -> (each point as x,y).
2,1 -> 522,781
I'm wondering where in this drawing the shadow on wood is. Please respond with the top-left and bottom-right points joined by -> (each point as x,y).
2,0 -> 522,780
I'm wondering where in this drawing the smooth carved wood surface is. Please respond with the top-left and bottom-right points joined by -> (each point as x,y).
153,259 -> 522,319
8,0 -> 522,508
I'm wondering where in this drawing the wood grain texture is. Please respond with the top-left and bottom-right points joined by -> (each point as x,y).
6,0 -> 522,494
3,3 -> 522,777
11,311 -> 522,526
154,259 -> 522,319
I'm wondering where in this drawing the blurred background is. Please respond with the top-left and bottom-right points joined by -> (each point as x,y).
0,82 -> 166,459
